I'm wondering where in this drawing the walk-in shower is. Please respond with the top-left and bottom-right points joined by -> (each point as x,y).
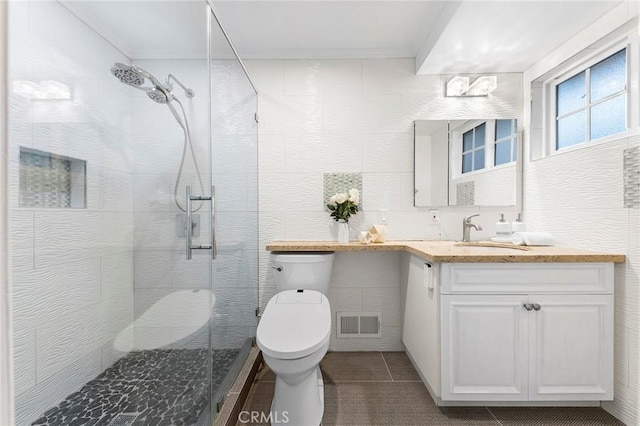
5,1 -> 258,425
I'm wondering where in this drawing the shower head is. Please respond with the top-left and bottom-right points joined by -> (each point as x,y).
111,63 -> 168,93
110,63 -> 146,87
110,63 -> 195,102
111,62 -> 174,105
147,88 -> 170,104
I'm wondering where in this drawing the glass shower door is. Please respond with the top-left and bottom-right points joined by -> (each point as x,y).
207,4 -> 259,417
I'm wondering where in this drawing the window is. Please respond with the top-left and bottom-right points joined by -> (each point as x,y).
494,119 -> 517,166
461,123 -> 486,174
555,48 -> 627,149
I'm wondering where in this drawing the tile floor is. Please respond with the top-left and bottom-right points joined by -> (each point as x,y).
239,351 -> 625,426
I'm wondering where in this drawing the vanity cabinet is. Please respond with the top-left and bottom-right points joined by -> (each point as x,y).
403,257 -> 614,405
442,294 -> 613,401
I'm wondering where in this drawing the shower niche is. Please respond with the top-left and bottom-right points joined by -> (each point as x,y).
19,147 -> 86,209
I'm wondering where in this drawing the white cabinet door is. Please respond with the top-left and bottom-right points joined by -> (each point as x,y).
441,295 -> 529,401
529,295 -> 613,401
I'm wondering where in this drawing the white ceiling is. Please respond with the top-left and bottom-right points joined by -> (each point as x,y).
416,0 -> 624,74
62,0 -> 624,74
212,1 -> 449,59
60,1 -> 210,59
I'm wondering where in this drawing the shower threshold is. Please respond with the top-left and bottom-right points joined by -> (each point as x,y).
31,348 -> 240,426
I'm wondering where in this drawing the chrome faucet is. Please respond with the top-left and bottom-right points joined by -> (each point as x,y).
462,214 -> 483,242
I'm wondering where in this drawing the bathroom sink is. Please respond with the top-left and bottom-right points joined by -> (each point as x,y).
454,241 -> 531,251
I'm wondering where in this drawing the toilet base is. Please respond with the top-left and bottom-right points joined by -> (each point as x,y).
270,366 -> 324,426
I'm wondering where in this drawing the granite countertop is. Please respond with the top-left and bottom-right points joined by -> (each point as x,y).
266,240 -> 626,263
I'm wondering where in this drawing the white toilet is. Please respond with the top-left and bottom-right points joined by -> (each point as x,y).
256,252 -> 335,426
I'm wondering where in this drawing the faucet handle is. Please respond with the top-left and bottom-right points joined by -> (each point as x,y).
463,214 -> 480,223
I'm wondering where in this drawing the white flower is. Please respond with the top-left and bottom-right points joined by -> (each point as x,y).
348,188 -> 359,205
334,193 -> 348,204
329,195 -> 337,204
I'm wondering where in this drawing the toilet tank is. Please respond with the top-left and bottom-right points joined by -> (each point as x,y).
270,252 -> 335,295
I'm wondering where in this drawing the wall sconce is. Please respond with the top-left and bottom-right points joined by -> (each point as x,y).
12,80 -> 72,100
446,75 -> 497,97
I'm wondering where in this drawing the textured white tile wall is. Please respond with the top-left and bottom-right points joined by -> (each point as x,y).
247,58 -> 523,350
522,6 -> 639,423
8,2 -> 135,424
524,137 -> 639,426
14,349 -> 103,426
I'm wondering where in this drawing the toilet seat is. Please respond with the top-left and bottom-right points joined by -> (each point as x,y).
257,290 -> 331,360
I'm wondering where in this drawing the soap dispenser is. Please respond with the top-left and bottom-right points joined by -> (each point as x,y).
512,213 -> 526,233
495,214 -> 511,239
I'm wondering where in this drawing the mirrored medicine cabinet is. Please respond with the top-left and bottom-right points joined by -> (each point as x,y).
414,118 -> 522,208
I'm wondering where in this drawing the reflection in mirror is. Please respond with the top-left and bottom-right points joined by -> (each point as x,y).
414,119 -> 519,207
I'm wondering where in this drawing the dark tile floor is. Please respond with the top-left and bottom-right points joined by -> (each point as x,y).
31,348 -> 239,426
240,351 -> 625,426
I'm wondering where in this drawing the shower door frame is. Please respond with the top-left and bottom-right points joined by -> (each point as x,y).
205,1 -> 260,420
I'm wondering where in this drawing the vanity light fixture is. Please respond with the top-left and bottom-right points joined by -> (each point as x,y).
445,76 -> 470,97
446,75 -> 497,97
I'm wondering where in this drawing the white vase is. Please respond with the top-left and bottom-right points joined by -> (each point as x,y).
337,221 -> 349,243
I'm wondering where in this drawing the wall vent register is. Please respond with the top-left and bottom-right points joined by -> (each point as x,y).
337,312 -> 382,338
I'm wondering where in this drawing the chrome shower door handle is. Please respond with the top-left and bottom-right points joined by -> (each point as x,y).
211,185 -> 217,260
186,185 -> 193,260
185,185 -> 214,261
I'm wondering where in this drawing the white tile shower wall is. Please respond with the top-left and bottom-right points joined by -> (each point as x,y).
247,58 -> 523,350
8,2 -> 134,424
131,59 -> 257,350
522,4 -> 639,424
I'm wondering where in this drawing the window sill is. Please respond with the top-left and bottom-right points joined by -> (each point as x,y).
534,128 -> 639,162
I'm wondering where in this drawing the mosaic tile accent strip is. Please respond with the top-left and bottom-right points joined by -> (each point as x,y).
31,348 -> 240,426
624,146 -> 639,208
19,149 -> 73,208
456,181 -> 475,206
323,172 -> 363,210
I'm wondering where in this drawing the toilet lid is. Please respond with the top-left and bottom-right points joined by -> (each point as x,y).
257,290 -> 331,360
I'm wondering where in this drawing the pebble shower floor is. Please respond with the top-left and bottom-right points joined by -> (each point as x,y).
30,348 -> 240,426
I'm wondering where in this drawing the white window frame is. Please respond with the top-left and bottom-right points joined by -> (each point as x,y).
545,40 -> 630,156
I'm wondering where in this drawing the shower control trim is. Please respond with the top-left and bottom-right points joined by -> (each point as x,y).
185,185 -> 217,260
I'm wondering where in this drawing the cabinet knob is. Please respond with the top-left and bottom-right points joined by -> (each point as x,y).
533,304 -> 541,311
523,304 -> 534,311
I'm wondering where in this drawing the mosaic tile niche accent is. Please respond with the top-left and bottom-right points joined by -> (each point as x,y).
456,181 -> 475,206
19,148 -> 86,208
323,173 -> 363,210
624,146 -> 639,208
